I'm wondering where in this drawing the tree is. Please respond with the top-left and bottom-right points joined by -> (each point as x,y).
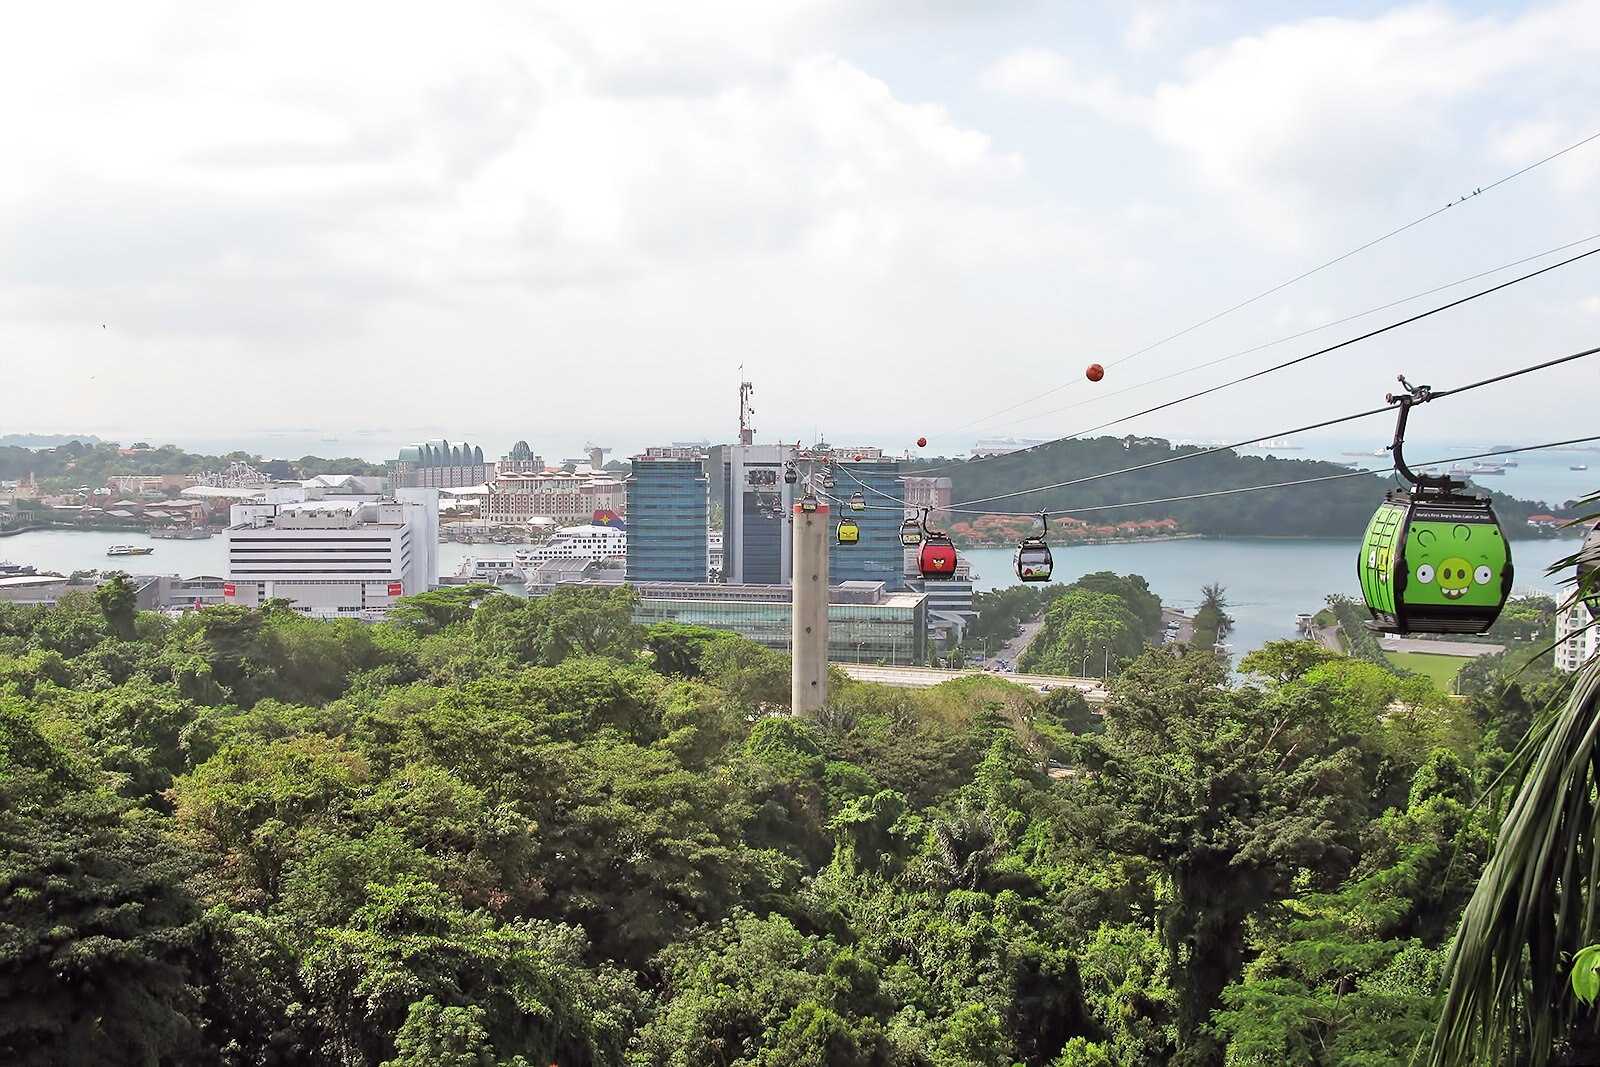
0,700 -> 204,1065
94,572 -> 139,641
1081,649 -> 1368,1066
1024,587 -> 1143,677
386,585 -> 497,635
472,585 -> 642,666
632,911 -> 894,1067
645,621 -> 733,678
1191,583 -> 1229,650
1239,640 -> 1341,687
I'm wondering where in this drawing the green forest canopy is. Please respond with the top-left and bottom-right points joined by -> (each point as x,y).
0,581 -> 1580,1065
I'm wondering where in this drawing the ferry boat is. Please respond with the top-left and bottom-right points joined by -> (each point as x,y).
149,526 -> 213,539
1573,464 -> 1589,472
0,561 -> 36,575
512,524 -> 627,570
455,556 -> 521,584
106,545 -> 155,557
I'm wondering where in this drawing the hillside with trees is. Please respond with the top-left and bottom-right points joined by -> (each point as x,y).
0,580 -> 1590,1065
0,440 -> 386,492
910,437 -> 1573,538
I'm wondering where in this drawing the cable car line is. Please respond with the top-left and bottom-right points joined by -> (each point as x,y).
955,341 -> 1600,510
952,404 -> 1396,510
1101,126 -> 1600,372
955,436 -> 1600,519
954,232 -> 1600,441
832,343 -> 1600,521
922,127 -> 1600,445
973,244 -> 1600,466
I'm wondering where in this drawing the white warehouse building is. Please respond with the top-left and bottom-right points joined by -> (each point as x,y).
225,488 -> 439,618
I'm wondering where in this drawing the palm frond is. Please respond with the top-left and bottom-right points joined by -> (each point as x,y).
1430,653 -> 1600,1066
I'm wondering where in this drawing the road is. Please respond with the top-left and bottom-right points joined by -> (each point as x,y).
1378,636 -> 1505,657
1000,614 -> 1047,661
1310,624 -> 1344,652
838,663 -> 1107,704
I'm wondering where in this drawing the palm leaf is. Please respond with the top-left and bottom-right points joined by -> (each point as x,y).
1430,490 -> 1600,1066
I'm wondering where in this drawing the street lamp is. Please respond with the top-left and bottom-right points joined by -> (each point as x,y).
1082,650 -> 1090,678
1102,644 -> 1110,680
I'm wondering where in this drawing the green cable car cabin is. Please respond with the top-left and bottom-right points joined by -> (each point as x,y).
1358,492 -> 1512,634
1356,379 -> 1513,634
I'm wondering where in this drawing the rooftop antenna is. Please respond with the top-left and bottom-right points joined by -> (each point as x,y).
739,366 -> 755,445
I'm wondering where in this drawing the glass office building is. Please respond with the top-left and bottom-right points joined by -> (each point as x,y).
721,443 -> 792,584
630,581 -> 927,665
625,448 -> 709,583
830,456 -> 905,591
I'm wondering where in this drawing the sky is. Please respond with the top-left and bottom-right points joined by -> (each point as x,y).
2,0 -> 1598,462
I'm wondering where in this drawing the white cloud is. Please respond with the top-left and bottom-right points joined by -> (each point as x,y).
984,2 -> 1600,245
3,0 -> 1597,446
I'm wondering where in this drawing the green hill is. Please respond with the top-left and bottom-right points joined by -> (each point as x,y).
915,436 -> 1571,538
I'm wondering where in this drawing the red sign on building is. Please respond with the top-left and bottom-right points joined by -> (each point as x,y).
222,583 -> 236,597
387,582 -> 404,597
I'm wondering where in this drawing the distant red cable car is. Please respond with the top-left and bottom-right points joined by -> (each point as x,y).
1086,363 -> 1104,382
917,436 -> 927,448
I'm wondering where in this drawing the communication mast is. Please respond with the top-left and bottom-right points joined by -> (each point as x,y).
738,368 -> 755,446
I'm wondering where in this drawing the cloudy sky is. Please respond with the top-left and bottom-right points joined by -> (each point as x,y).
2,0 -> 1597,460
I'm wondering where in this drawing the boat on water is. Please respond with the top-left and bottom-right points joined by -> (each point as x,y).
149,526 -> 213,539
454,556 -> 521,584
0,561 -> 36,575
1448,462 -> 1507,477
106,545 -> 155,557
1573,464 -> 1589,472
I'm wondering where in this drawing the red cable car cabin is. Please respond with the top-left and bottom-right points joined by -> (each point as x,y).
918,535 -> 958,580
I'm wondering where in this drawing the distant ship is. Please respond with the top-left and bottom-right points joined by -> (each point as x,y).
1343,449 -> 1389,457
971,437 -> 1049,457
106,545 -> 154,557
512,524 -> 627,570
1574,464 -> 1589,472
454,556 -> 521,584
0,561 -> 36,575
1449,462 -> 1507,477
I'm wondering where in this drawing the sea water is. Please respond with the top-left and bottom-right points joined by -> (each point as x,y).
1,530 -> 1584,655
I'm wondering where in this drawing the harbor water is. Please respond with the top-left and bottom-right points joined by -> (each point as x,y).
962,537 -> 1580,656
1,529 -> 1584,656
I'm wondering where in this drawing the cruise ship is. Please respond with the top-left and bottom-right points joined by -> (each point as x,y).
512,524 -> 628,570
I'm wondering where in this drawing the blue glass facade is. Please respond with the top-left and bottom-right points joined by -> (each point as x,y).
626,454 -> 708,583
739,495 -> 784,583
830,459 -> 904,590
720,445 -> 791,584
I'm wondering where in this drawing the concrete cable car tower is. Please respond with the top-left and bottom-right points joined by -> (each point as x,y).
788,445 -> 831,715
736,372 -> 834,716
